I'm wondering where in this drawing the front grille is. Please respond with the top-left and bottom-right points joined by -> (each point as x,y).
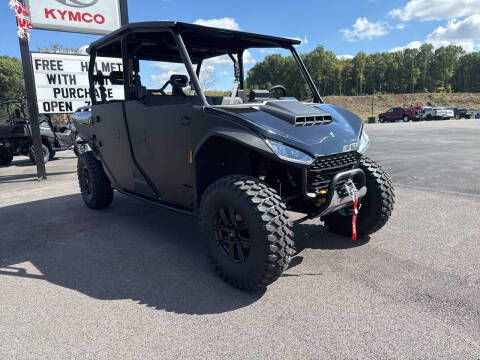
306,151 -> 360,193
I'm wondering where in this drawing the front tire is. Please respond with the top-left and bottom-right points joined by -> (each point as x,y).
199,176 -> 294,290
323,157 -> 395,238
77,152 -> 114,209
403,115 -> 409,122
0,147 -> 13,166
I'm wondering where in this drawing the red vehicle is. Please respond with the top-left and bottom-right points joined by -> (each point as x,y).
378,104 -> 422,123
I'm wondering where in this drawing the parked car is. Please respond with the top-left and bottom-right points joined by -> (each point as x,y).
457,108 -> 477,119
419,107 -> 435,120
378,107 -> 417,123
433,107 -> 454,120
73,21 -> 395,290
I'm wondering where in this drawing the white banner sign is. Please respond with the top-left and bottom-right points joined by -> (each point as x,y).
32,52 -> 124,114
25,0 -> 121,35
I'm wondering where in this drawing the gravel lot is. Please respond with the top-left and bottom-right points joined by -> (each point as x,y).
0,119 -> 479,359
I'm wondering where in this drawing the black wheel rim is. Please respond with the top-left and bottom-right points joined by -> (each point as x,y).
213,207 -> 251,263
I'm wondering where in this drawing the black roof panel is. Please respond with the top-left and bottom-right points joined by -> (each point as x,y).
89,21 -> 300,63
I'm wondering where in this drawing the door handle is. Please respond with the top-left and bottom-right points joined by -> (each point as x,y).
181,116 -> 191,126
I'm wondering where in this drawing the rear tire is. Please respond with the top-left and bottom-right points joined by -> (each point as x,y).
403,115 -> 409,122
77,152 -> 114,209
73,144 -> 80,157
323,157 -> 395,238
29,144 -> 50,164
199,176 -> 294,290
0,147 -> 13,166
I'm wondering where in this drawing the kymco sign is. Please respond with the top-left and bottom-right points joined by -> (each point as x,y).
25,0 -> 121,35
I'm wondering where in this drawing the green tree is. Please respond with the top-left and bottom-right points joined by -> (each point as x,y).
430,46 -> 464,92
0,56 -> 24,99
36,44 -> 83,54
246,43 -> 478,97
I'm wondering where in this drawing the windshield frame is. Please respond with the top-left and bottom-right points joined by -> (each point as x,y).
179,34 -> 323,106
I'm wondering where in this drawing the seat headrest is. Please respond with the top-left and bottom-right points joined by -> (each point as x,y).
170,74 -> 189,88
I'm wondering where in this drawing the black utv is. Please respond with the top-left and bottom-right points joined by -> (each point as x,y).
73,22 -> 395,290
0,98 -> 77,166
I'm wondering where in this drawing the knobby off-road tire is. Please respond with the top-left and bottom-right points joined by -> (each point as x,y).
29,144 -> 50,165
77,152 -> 114,209
323,157 -> 395,238
0,147 -> 13,166
199,176 -> 294,290
73,144 -> 81,157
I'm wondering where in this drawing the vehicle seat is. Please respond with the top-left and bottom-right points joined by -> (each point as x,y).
132,74 -> 148,99
170,74 -> 189,96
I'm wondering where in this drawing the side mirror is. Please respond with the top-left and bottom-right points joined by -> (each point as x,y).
109,71 -> 124,85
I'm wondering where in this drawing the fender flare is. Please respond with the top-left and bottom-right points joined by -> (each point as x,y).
193,127 -> 275,162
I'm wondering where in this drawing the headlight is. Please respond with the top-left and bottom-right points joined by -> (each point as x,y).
265,139 -> 314,165
358,129 -> 370,154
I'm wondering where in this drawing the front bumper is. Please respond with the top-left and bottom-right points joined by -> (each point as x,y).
302,168 -> 367,219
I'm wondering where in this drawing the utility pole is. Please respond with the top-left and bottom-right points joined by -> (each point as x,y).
371,89 -> 375,118
18,1 -> 46,180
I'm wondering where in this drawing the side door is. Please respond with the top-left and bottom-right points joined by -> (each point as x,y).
124,100 -> 194,208
385,108 -> 395,121
393,108 -> 402,120
92,102 -> 135,192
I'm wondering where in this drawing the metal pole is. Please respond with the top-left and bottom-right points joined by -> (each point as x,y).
173,31 -> 208,106
371,90 -> 374,117
119,0 -> 129,26
19,35 -> 47,180
290,46 -> 323,103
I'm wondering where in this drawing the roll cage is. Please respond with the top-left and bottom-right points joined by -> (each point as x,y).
86,21 -> 323,106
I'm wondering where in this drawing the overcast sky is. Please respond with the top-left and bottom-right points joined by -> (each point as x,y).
1,0 -> 479,89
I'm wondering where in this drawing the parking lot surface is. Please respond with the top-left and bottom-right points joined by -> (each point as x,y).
1,119 -> 479,359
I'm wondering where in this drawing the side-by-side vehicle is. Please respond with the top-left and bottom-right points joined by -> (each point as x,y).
73,22 -> 395,290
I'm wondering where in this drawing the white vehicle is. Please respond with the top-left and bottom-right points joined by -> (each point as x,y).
433,107 -> 454,120
419,107 -> 434,120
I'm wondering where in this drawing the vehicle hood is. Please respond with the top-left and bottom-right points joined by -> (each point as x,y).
216,100 -> 364,157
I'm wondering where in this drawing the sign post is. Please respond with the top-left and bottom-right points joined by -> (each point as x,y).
11,0 -> 128,180
18,0 -> 47,179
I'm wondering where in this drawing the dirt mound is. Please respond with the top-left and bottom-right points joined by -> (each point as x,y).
325,93 -> 480,121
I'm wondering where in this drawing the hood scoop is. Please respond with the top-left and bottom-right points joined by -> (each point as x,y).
260,100 -> 332,126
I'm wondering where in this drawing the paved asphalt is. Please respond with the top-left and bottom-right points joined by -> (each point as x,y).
0,120 -> 479,359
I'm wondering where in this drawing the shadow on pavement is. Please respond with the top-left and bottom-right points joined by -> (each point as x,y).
0,171 -> 76,184
294,223 -> 370,252
0,194 -> 265,315
0,193 -> 369,314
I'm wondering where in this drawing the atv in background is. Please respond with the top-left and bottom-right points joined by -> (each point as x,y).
0,98 -> 77,166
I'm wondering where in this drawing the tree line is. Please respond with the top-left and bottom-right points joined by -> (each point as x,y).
2,44 -> 480,100
246,44 -> 480,99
